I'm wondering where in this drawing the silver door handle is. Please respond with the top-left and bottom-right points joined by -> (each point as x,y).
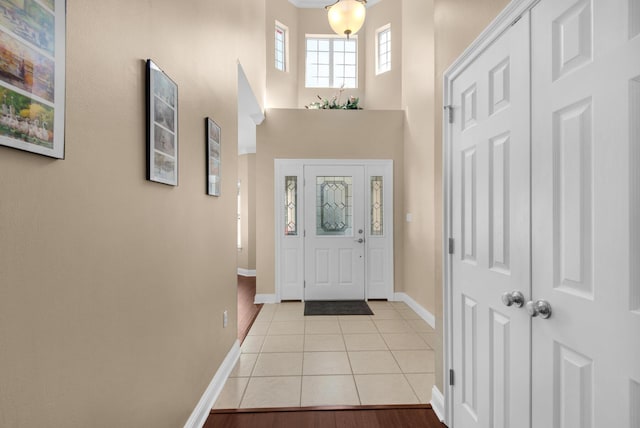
501,290 -> 525,308
355,238 -> 364,243
525,300 -> 552,319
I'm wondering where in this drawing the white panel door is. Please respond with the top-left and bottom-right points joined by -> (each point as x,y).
531,0 -> 640,426
450,14 -> 531,428
304,165 -> 365,300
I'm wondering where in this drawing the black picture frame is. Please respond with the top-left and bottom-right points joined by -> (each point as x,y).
205,117 -> 221,196
146,59 -> 178,186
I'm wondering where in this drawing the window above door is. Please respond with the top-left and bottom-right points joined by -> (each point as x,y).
305,35 -> 358,88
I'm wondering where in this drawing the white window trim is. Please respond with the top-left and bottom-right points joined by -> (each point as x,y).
305,34 -> 359,89
375,23 -> 391,75
275,20 -> 289,72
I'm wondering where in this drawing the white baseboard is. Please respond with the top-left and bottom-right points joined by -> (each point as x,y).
430,385 -> 445,422
393,292 -> 436,328
237,268 -> 256,277
254,293 -> 279,304
183,340 -> 241,428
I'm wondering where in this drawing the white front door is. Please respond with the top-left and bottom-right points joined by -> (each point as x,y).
450,13 -> 531,428
304,165 -> 366,300
531,0 -> 640,426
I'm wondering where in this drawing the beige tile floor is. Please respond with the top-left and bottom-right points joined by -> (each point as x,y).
213,300 -> 436,409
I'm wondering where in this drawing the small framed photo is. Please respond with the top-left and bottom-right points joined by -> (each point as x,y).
206,117 -> 221,196
0,0 -> 66,159
147,59 -> 178,186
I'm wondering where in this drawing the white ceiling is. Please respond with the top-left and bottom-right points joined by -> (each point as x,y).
288,0 -> 382,8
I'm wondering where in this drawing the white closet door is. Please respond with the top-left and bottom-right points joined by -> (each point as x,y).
531,0 -> 640,426
450,14 -> 531,428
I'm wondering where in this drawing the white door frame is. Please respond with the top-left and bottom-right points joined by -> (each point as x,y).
442,0 -> 539,425
275,159 -> 394,302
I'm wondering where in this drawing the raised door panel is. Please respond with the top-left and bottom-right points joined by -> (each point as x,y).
461,147 -> 478,264
489,59 -> 511,116
489,133 -> 511,274
338,248 -> 354,285
314,249 -> 330,285
631,0 -> 640,39
462,295 -> 479,421
552,0 -> 592,81
552,98 -> 593,299
631,379 -> 640,427
631,77 -> 640,313
553,344 -> 593,428
489,310 -> 511,428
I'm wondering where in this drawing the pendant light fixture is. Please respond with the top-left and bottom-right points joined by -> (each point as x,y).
326,0 -> 367,39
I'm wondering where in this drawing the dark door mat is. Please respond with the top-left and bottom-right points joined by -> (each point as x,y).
304,300 -> 374,316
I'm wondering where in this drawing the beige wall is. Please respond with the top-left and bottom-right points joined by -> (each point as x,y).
296,9 -> 367,108
0,0 -> 265,426
266,0 -> 299,108
255,109 -> 404,297
364,0 -> 403,109
432,0 -> 511,392
400,0 -> 436,317
238,154 -> 257,271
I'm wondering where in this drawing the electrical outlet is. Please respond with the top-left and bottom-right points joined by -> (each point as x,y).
223,310 -> 228,328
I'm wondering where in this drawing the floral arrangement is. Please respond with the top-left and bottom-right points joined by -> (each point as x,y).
305,87 -> 362,110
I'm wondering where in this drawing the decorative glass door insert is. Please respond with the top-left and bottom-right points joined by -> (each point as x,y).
316,176 -> 353,236
285,176 -> 298,236
370,176 -> 384,236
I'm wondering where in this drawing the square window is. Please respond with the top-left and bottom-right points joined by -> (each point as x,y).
305,35 -> 358,88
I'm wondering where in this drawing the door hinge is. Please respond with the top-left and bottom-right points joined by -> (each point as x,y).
304,230 -> 306,237
448,238 -> 455,255
304,280 -> 306,288
511,14 -> 522,26
449,369 -> 455,386
444,105 -> 454,124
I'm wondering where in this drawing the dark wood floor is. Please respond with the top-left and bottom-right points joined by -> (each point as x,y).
237,275 -> 262,342
206,404 -> 447,428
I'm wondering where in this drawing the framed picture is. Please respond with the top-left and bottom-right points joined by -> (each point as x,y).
146,59 -> 178,186
206,117 -> 221,196
0,0 -> 66,159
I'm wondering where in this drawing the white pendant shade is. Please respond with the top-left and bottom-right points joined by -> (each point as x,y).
328,0 -> 366,37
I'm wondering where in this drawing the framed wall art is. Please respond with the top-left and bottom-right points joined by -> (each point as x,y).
0,0 -> 66,159
205,117 -> 220,196
146,59 -> 178,186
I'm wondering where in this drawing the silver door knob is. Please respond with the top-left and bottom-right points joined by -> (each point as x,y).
501,291 -> 525,308
525,300 -> 552,319
355,238 -> 364,243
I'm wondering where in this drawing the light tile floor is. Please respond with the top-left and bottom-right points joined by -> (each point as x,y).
213,300 -> 436,409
